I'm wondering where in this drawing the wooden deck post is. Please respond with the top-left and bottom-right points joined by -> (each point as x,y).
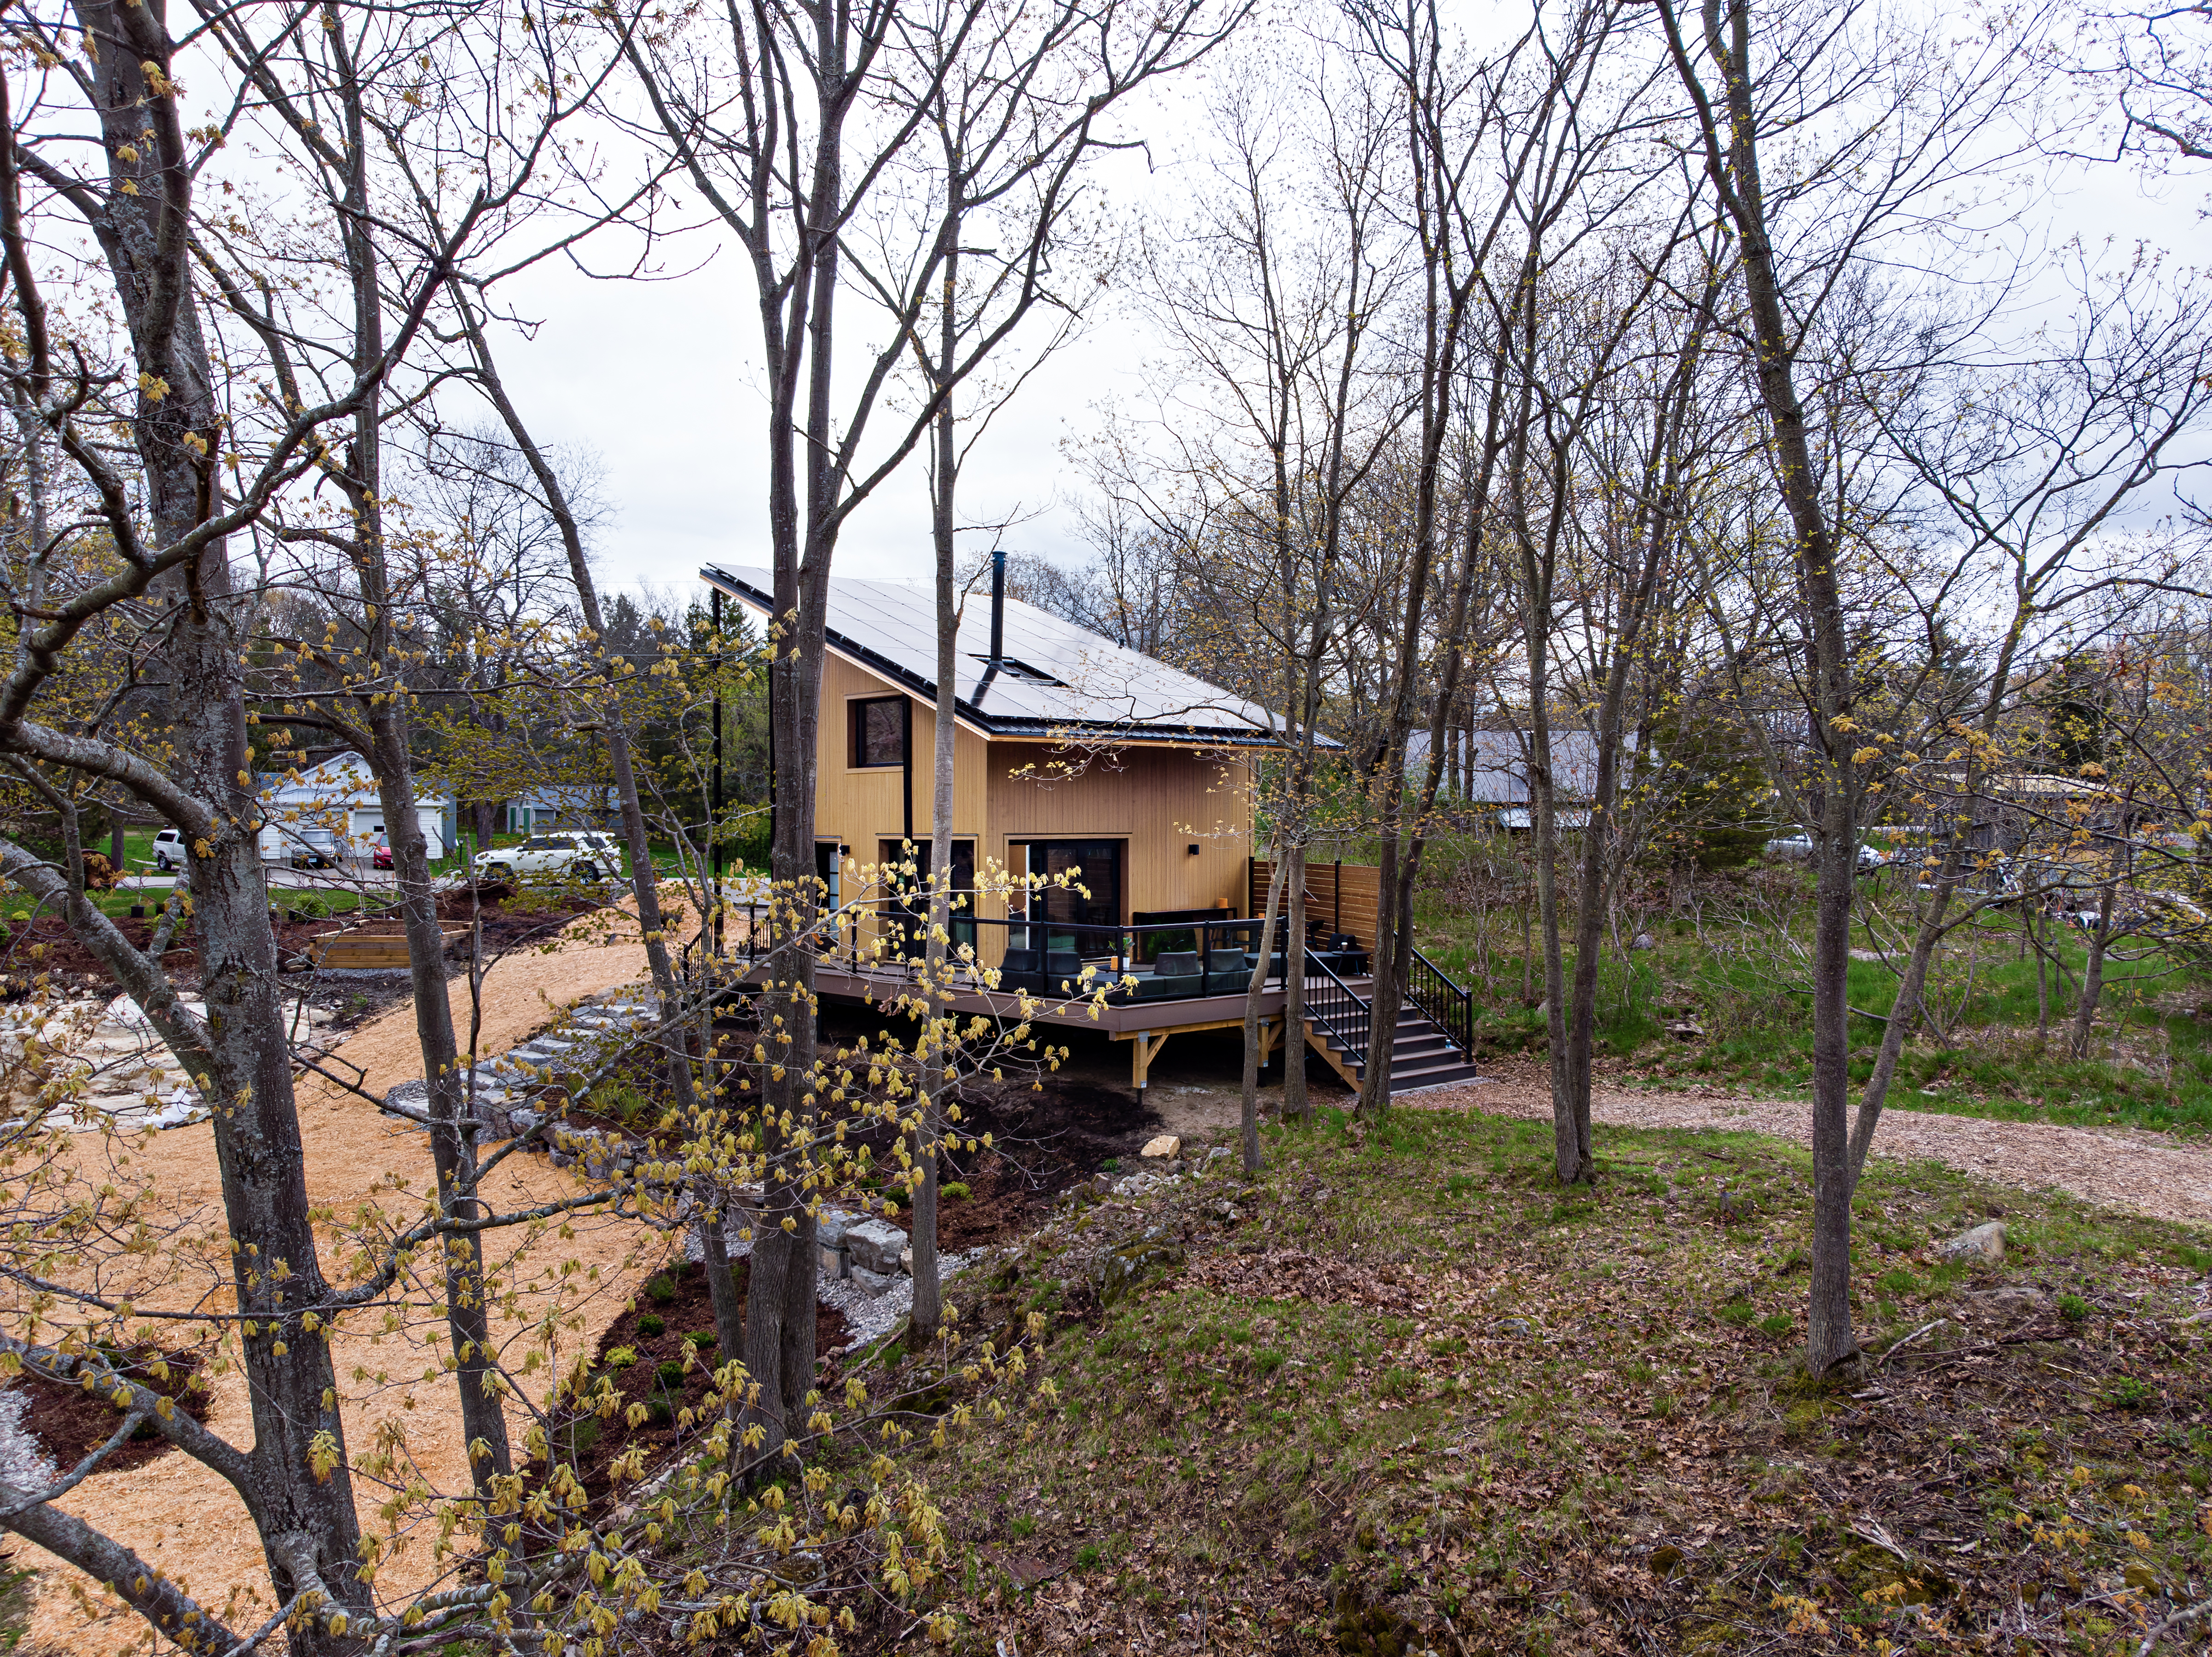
1130,1029 -> 1171,1090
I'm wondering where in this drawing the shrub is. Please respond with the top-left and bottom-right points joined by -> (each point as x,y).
656,1360 -> 686,1388
941,1181 -> 972,1201
646,1396 -> 673,1425
2109,1375 -> 2154,1410
683,1330 -> 717,1352
604,1347 -> 637,1370
644,1275 -> 677,1305
636,1313 -> 666,1338
2057,1293 -> 2091,1322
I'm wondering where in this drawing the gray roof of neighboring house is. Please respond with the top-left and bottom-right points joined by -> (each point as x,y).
701,564 -> 1295,747
1406,729 -> 1631,804
262,756 -> 453,809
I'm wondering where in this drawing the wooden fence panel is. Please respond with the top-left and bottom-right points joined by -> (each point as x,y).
1249,859 -> 1380,956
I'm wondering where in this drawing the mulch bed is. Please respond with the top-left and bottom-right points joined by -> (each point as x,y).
550,1256 -> 849,1506
0,892 -> 593,998
13,1346 -> 214,1477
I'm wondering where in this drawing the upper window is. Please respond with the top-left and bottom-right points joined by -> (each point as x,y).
850,697 -> 906,768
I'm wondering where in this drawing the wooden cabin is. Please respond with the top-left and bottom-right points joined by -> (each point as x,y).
700,559 -> 1481,1098
700,559 -> 1272,960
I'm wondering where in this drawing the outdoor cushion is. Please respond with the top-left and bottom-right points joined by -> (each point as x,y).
996,949 -> 1042,992
1152,950 -> 1202,978
1204,951 -> 1254,993
1044,950 -> 1084,986
1136,970 -> 1203,1002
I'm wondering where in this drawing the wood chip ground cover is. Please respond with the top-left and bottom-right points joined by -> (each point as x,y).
903,1107 -> 2212,1656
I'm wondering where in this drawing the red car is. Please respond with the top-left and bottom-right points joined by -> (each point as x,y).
372,835 -> 392,870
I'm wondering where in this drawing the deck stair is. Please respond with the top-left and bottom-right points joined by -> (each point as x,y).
1298,946 -> 1484,1095
1303,1001 -> 1484,1095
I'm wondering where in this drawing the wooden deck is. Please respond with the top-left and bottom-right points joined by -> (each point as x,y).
742,956 -> 1371,1089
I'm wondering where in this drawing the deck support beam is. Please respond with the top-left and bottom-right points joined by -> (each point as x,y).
1115,1016 -> 1279,1091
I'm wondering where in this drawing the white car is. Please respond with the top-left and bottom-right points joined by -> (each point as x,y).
472,832 -> 623,884
151,827 -> 185,871
1764,834 -> 1888,871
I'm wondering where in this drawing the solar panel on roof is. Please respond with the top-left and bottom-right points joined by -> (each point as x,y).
699,563 -> 1319,747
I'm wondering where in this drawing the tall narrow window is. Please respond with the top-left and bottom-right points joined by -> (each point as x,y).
850,697 -> 905,767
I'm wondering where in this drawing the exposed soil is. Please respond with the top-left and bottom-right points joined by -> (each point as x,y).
554,1255 -> 848,1506
13,1347 -> 214,1478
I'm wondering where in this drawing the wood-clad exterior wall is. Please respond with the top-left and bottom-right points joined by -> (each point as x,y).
805,650 -> 1254,958
1248,858 -> 1381,956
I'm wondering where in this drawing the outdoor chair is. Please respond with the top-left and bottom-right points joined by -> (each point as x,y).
1136,949 -> 1204,1001
1043,950 -> 1085,991
1204,949 -> 1256,995
996,948 -> 1043,994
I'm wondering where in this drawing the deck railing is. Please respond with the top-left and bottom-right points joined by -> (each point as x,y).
1303,951 -> 1373,1073
726,896 -> 1384,1010
1407,944 -> 1474,1057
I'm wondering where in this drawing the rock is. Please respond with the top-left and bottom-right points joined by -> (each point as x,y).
1204,1146 -> 1231,1165
1962,1285 -> 2044,1319
899,1246 -> 913,1274
817,1243 -> 849,1280
845,1217 -> 908,1276
816,1207 -> 857,1251
1632,933 -> 1656,950
1141,1134 -> 1182,1159
849,1266 -> 897,1298
1098,1240 -> 1185,1307
1937,1221 -> 2005,1263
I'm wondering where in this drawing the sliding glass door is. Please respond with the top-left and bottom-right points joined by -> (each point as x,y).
1011,840 -> 1123,954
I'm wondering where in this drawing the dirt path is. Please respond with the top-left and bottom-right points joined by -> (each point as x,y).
1412,1061 -> 2212,1230
15,911 -> 667,1655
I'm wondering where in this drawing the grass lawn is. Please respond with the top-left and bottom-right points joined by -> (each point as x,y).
1412,862 -> 2212,1137
896,1106 -> 2212,1655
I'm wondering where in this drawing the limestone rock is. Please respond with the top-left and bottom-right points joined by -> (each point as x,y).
849,1266 -> 898,1298
1141,1134 -> 1182,1159
1937,1220 -> 2005,1263
846,1217 -> 908,1275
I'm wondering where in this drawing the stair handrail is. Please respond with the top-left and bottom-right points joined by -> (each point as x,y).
1302,948 -> 1372,1072
1407,944 -> 1474,1058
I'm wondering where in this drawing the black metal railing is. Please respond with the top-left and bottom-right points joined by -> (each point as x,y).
1303,950 -> 1372,1073
1407,944 -> 1474,1058
728,898 -> 1286,999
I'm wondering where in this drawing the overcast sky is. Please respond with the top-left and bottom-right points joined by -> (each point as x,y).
473,52 -> 2212,607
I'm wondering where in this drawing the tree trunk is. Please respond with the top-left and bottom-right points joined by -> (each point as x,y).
1661,0 -> 1863,1376
66,6 -> 373,1627
2069,883 -> 2118,1058
910,231 -> 962,1351
1283,841 -> 1309,1120
1242,852 -> 1290,1171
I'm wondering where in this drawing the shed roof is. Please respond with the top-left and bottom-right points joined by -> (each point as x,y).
701,564 -> 1293,748
1406,729 -> 1630,804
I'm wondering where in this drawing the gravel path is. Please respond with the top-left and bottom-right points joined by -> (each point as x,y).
1410,1062 -> 2212,1230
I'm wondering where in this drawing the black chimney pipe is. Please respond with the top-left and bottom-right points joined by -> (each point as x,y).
990,548 -> 1006,664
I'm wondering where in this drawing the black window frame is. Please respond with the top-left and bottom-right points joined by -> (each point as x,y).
849,696 -> 906,768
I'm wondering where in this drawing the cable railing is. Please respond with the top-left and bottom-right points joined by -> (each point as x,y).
1407,944 -> 1474,1058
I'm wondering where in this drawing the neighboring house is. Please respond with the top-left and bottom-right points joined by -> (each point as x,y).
507,787 -> 616,834
1407,729 -> 1635,830
262,756 -> 455,860
700,560 -> 1286,963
